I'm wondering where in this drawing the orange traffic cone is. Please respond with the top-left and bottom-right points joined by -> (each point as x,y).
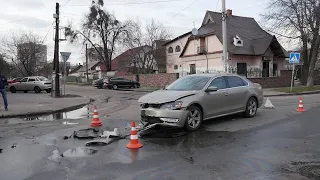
296,97 -> 306,112
126,121 -> 143,149
91,106 -> 102,127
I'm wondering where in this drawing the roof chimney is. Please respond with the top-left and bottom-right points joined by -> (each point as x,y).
226,9 -> 232,17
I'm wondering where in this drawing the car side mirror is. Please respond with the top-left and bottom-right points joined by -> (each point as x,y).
205,86 -> 218,92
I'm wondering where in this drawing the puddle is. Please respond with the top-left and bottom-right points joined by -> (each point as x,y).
62,147 -> 98,157
1,106 -> 90,125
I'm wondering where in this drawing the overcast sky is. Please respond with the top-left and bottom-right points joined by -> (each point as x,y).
0,0 -> 273,65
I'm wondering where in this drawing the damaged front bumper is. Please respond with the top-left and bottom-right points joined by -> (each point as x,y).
140,108 -> 189,128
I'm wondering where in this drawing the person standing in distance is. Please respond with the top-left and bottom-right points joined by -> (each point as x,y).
0,71 -> 8,111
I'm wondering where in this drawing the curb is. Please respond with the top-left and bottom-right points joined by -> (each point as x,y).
0,98 -> 91,119
264,90 -> 320,97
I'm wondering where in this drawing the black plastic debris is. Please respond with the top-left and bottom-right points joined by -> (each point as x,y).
11,143 -> 17,148
73,128 -> 102,139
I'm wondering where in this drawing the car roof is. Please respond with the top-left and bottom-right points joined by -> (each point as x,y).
25,76 -> 45,78
186,73 -> 240,78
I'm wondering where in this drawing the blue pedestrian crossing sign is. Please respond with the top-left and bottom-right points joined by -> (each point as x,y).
289,52 -> 301,64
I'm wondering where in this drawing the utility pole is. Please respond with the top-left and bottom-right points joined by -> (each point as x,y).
53,2 -> 60,97
222,0 -> 228,73
85,44 -> 89,82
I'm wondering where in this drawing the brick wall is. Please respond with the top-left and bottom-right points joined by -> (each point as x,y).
119,70 -> 293,88
120,73 -> 179,88
248,70 -> 292,88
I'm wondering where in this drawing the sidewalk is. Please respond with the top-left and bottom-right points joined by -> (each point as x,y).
0,93 -> 90,118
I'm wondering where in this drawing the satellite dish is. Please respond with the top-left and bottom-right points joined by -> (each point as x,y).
191,28 -> 198,35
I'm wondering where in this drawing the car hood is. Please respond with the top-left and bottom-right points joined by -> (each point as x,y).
138,90 -> 198,104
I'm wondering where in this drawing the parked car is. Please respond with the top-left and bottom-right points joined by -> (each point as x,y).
92,78 -> 105,89
103,77 -> 140,90
138,73 -> 264,131
9,76 -> 52,93
7,77 -> 23,84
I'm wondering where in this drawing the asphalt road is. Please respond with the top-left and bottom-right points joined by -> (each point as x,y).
0,85 -> 320,180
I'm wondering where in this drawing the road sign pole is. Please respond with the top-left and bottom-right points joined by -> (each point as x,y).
64,59 -> 66,95
290,64 -> 295,92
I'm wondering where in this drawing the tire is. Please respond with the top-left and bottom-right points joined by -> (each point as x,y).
113,84 -> 118,90
244,97 -> 258,118
23,90 -> 28,93
34,86 -> 41,93
184,105 -> 203,132
10,86 -> 16,93
134,84 -> 138,88
46,89 -> 51,93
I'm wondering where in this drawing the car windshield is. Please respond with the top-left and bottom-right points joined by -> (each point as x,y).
38,77 -> 49,81
166,76 -> 211,91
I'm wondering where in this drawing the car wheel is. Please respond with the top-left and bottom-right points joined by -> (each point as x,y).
34,86 -> 41,93
113,84 -> 118,90
23,90 -> 28,93
10,86 -> 16,93
184,105 -> 203,131
244,97 -> 258,118
46,89 -> 51,93
134,84 -> 138,88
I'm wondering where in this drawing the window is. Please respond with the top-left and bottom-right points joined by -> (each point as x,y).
209,77 -> 227,90
175,45 -> 181,52
28,78 -> 36,82
174,65 -> 178,70
20,78 -> 28,82
166,76 -> 211,91
189,64 -> 196,74
37,77 -> 49,81
168,47 -> 173,53
226,76 -> 247,88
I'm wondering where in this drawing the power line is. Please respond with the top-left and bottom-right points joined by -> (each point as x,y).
62,0 -> 72,6
64,0 -> 182,6
42,22 -> 54,43
215,0 -> 220,12
172,0 -> 200,19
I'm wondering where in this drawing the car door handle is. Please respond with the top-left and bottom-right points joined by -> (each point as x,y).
225,93 -> 229,96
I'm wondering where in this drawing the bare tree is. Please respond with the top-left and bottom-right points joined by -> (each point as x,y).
263,0 -> 320,87
1,31 -> 45,76
65,0 -> 131,71
122,19 -> 172,76
0,54 -> 10,76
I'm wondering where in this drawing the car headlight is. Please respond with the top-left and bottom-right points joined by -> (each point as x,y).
160,101 -> 183,110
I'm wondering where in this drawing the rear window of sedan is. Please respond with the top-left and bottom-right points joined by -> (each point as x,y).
166,76 -> 211,91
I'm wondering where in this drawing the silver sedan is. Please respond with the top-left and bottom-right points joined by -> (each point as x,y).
9,76 -> 52,93
138,73 -> 264,131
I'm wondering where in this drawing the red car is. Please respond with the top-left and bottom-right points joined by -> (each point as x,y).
7,77 -> 23,84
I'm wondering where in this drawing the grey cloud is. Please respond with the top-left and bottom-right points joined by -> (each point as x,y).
0,13 -> 51,28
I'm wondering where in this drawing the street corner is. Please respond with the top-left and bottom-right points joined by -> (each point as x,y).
0,95 -> 91,118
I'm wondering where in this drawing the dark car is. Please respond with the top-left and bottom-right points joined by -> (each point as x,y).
103,77 -> 140,90
92,78 -> 106,89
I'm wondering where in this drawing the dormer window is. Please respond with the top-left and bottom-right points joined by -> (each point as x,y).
233,35 -> 243,47
168,47 -> 173,53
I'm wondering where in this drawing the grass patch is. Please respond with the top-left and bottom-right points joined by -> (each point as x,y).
273,86 -> 320,93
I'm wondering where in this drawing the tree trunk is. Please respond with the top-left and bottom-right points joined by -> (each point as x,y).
306,74 -> 314,87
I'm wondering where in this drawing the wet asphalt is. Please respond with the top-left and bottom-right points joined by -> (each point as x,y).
0,86 -> 320,180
